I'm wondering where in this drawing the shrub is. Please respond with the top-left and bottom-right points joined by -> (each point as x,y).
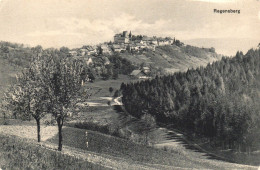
74,121 -> 110,134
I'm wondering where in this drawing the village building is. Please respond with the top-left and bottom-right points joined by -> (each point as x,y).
129,44 -> 139,51
82,45 -> 97,55
79,48 -> 88,56
101,44 -> 112,55
135,43 -> 146,50
142,67 -> 150,74
142,37 -> 152,45
134,39 -> 144,44
101,56 -> 110,65
86,57 -> 93,66
113,44 -> 126,53
69,50 -> 77,57
130,70 -> 150,79
114,31 -> 130,44
165,37 -> 174,44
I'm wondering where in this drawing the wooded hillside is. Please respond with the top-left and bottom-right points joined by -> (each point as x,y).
121,48 -> 260,152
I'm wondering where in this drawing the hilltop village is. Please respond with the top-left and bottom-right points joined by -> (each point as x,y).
69,31 -> 180,57
67,31 -> 184,80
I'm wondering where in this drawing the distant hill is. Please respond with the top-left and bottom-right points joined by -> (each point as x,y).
120,44 -> 221,74
0,41 -> 34,101
184,38 -> 259,56
0,41 -> 221,101
0,58 -> 20,101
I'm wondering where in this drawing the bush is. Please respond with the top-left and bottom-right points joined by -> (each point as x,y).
74,121 -> 110,134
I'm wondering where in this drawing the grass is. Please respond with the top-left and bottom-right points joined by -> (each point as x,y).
160,123 -> 260,167
0,134 -> 110,170
45,127 -> 258,169
45,127 -> 196,168
87,74 -> 134,97
0,119 -> 258,169
196,137 -> 260,166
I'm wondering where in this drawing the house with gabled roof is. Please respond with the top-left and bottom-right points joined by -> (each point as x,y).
101,44 -> 112,54
69,50 -> 77,57
82,45 -> 97,55
130,70 -> 150,79
113,44 -> 126,52
142,67 -> 150,74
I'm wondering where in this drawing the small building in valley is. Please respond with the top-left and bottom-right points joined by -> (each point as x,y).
130,70 -> 150,79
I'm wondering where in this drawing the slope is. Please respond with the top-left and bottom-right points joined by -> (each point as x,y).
120,44 -> 221,73
0,120 -> 257,169
0,58 -> 20,101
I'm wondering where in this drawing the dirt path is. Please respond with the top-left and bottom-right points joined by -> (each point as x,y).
154,128 -> 258,170
113,107 -> 258,169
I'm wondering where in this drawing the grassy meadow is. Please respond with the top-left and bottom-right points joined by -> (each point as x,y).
0,134 -> 110,170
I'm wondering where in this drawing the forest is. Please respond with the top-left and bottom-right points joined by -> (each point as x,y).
121,48 -> 260,153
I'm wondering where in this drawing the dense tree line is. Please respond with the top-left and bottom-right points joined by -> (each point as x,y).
0,42 -> 34,67
108,54 -> 136,75
121,48 -> 260,153
93,54 -> 136,80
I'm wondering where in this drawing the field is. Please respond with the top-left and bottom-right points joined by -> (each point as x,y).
87,74 -> 137,97
0,134 -> 109,170
0,119 -> 258,169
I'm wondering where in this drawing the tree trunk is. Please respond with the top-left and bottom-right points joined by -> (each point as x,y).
246,145 -> 251,155
36,119 -> 41,142
57,118 -> 63,151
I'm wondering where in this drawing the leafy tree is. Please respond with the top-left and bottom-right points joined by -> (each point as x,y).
209,47 -> 215,53
35,53 -> 86,151
140,113 -> 156,144
59,46 -> 70,54
3,57 -> 48,142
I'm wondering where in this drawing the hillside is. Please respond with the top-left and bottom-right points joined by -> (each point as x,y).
0,58 -> 21,101
0,42 -> 259,169
121,48 -> 260,165
120,44 -> 221,73
0,42 -> 221,101
0,119 -> 257,169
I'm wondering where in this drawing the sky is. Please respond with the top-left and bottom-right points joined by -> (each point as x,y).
0,0 -> 259,55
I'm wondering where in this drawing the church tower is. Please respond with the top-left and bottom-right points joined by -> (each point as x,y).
129,31 -> 132,41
